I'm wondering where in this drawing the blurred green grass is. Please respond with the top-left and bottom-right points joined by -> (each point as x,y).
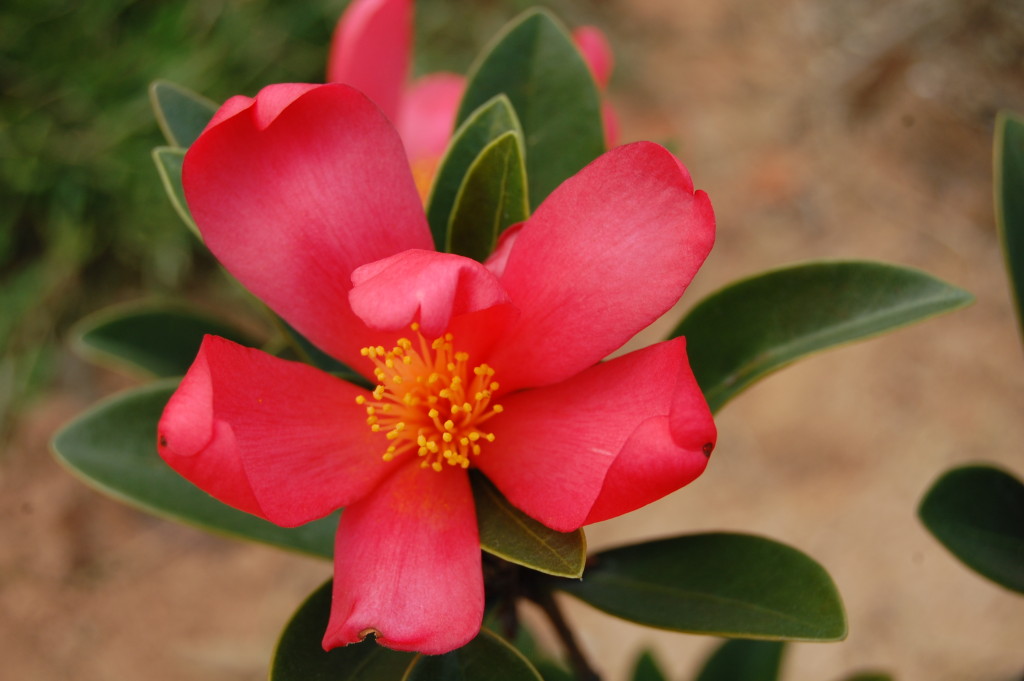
0,0 -> 585,439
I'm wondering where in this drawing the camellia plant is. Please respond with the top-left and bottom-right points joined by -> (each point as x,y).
52,2 -> 977,680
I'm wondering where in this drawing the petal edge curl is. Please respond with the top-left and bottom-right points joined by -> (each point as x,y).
158,336 -> 393,527
479,338 -> 706,532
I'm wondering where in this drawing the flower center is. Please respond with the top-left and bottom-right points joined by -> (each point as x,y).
356,323 -> 503,472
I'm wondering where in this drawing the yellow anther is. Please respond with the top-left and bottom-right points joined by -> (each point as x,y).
358,324 -> 504,473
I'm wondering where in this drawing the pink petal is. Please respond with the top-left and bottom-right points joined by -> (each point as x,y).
183,83 -> 433,372
397,73 -> 466,164
487,142 -> 716,392
601,99 -> 620,149
157,336 -> 393,527
478,338 -> 709,532
327,0 -> 411,122
349,249 -> 511,338
586,338 -> 715,524
482,221 -> 524,280
324,462 -> 483,654
572,26 -> 614,90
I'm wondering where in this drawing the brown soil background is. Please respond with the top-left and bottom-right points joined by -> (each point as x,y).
3,0 -> 1024,679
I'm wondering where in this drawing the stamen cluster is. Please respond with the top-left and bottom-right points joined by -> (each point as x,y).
357,323 -> 503,472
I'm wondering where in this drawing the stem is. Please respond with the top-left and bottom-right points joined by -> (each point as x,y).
530,586 -> 601,681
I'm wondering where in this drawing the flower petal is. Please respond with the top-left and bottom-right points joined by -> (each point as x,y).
488,142 -> 716,391
478,338 -> 710,532
157,336 -> 392,527
327,0 -> 411,122
601,99 -> 620,149
324,462 -> 483,654
586,338 -> 715,524
573,26 -> 614,90
183,83 -> 433,371
350,249 -> 511,338
397,73 -> 466,164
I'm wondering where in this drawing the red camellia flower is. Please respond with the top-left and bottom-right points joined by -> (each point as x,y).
327,0 -> 619,198
157,82 -> 716,654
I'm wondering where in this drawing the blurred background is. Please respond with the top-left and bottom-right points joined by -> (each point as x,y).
2,0 -> 1023,679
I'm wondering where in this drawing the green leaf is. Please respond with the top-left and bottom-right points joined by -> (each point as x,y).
427,95 -> 523,250
456,9 -> 604,209
72,301 -> 257,378
448,131 -> 529,260
51,381 -> 336,558
483,612 -> 572,681
673,261 -> 973,413
694,639 -> 785,681
152,146 -> 200,237
631,650 -> 668,681
404,629 -> 543,681
271,581 -> 415,681
995,110 -> 1024,343
918,464 -> 1024,594
558,533 -> 846,641
149,80 -> 217,148
471,472 -> 585,578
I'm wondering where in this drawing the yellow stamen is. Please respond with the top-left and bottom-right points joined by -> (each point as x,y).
355,324 -> 503,471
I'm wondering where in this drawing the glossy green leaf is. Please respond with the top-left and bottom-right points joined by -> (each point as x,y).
150,80 -> 217,148
152,146 -> 200,237
448,131 -> 529,260
694,639 -> 785,681
456,9 -> 604,209
918,464 -> 1024,594
630,650 -> 668,681
73,301 -> 256,378
471,472 -> 585,578
673,261 -> 973,413
996,110 -> 1024,342
558,533 -> 846,641
271,581 -> 415,681
427,95 -> 523,249
405,628 -> 543,681
51,381 -> 336,558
